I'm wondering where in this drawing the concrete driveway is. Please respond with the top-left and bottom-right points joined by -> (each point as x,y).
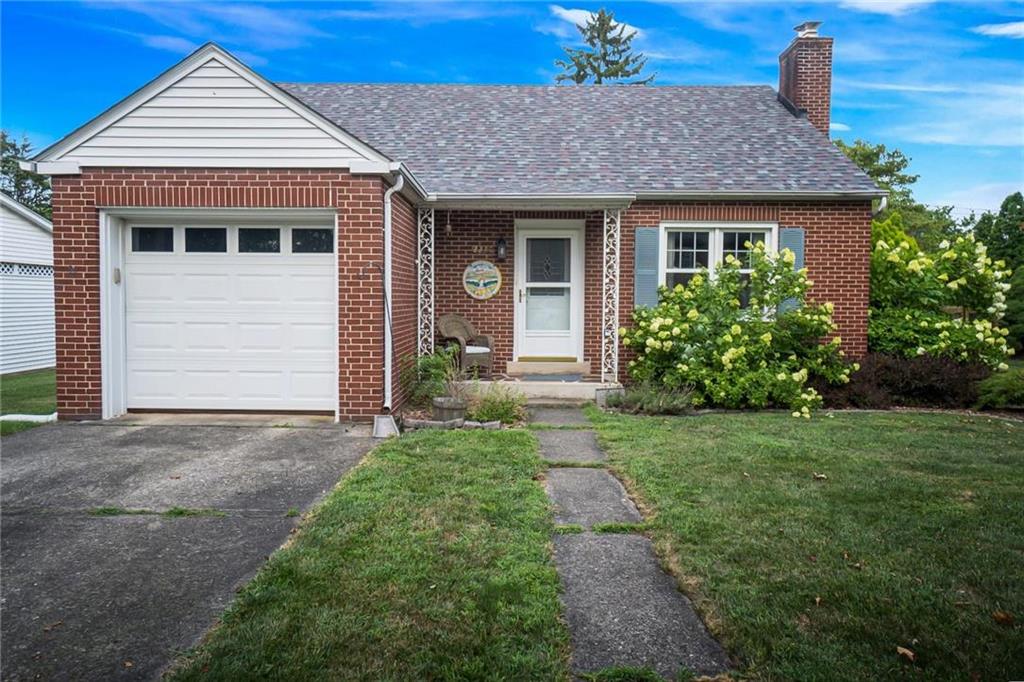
1,420 -> 373,680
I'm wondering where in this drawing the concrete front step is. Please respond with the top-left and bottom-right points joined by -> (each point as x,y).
461,380 -> 619,402
506,360 -> 591,376
545,468 -> 641,527
553,533 -> 730,679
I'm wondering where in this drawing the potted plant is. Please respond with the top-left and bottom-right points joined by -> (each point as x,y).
432,349 -> 468,422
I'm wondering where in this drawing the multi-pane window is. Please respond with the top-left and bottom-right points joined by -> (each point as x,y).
662,226 -> 772,307
664,230 -> 710,288
722,231 -> 766,268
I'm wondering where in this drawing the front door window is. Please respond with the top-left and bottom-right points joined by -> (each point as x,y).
525,238 -> 571,332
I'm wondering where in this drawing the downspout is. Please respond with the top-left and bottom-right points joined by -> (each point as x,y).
382,173 -> 405,412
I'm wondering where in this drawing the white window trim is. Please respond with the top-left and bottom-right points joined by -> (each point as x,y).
658,221 -> 778,287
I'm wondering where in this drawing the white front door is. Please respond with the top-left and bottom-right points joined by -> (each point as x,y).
514,221 -> 584,360
123,222 -> 336,411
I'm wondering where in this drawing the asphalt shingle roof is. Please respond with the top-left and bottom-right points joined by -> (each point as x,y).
278,82 -> 880,197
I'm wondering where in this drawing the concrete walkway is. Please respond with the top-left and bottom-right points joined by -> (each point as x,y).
533,408 -> 729,679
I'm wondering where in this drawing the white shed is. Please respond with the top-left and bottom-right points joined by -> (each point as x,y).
1,193 -> 54,374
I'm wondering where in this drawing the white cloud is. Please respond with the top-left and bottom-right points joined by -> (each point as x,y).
136,34 -> 197,54
830,122 -> 852,131
837,0 -> 934,16
931,181 -> 1024,213
972,21 -> 1024,39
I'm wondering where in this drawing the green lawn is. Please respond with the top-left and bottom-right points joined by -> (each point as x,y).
587,407 -> 1024,681
172,429 -> 569,681
0,368 -> 56,435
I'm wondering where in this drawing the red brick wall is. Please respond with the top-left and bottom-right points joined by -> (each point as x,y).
434,202 -> 869,380
779,36 -> 833,136
390,192 -> 418,410
50,167 -> 387,421
434,210 -> 608,376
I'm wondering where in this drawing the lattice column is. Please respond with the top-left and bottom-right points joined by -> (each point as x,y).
601,208 -> 621,382
417,207 -> 435,356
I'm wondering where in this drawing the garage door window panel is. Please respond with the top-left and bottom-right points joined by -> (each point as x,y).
131,227 -> 174,253
292,228 -> 334,253
185,228 -> 228,253
239,228 -> 281,253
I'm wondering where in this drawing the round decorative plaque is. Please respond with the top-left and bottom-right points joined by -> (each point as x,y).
462,260 -> 502,300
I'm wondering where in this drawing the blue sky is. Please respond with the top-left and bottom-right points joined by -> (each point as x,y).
2,1 -> 1022,214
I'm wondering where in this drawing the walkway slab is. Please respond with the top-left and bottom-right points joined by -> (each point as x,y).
536,429 -> 605,463
529,407 -> 590,426
553,533 -> 729,679
545,468 -> 641,527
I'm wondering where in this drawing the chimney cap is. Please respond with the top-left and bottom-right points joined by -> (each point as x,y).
794,21 -> 823,38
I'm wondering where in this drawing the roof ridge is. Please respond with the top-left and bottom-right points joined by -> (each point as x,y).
277,82 -> 775,90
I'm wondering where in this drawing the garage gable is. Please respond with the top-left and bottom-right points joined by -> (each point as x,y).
34,43 -> 389,169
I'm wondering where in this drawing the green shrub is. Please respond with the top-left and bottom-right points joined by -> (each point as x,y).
815,353 -> 989,409
400,347 -> 457,408
619,242 -> 854,417
1003,267 -> 1024,351
869,307 -> 1013,368
869,227 -> 1014,368
466,383 -> 527,424
976,368 -> 1024,409
605,383 -> 695,415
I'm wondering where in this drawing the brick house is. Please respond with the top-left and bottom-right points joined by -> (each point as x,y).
25,22 -> 882,422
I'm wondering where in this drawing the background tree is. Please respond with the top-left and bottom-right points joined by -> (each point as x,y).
555,8 -> 654,85
973,192 -> 1024,270
834,139 -> 918,205
835,137 -> 963,250
1,131 -> 51,219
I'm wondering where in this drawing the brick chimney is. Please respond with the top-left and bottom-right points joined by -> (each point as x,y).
778,21 -> 833,136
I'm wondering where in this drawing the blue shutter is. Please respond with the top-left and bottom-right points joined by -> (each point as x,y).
634,227 -> 660,308
778,227 -> 805,313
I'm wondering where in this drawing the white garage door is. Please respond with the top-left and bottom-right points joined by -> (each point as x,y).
124,223 -> 335,411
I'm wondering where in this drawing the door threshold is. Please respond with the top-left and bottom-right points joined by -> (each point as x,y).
110,412 -> 343,429
507,360 -> 591,376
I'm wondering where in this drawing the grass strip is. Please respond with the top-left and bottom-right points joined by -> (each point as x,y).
171,429 -> 570,681
89,506 -> 226,518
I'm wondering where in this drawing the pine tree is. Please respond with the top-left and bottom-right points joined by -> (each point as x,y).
1,131 -> 51,219
555,8 -> 654,85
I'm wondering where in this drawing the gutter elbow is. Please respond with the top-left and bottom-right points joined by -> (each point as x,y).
872,194 -> 888,217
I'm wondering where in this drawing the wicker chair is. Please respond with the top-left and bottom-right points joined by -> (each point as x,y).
438,313 -> 494,376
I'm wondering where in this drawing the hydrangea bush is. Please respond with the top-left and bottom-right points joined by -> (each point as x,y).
869,229 -> 1014,370
619,243 -> 855,417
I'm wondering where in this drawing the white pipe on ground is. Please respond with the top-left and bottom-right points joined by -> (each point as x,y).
382,173 -> 405,412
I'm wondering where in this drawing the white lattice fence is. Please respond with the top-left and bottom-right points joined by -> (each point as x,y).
416,207 -> 435,355
601,209 -> 621,382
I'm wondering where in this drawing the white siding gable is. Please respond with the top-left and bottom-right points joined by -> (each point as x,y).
41,47 -> 388,169
1,200 -> 52,266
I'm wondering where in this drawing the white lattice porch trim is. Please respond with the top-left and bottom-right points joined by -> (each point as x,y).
601,208 -> 621,382
417,207 -> 435,355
